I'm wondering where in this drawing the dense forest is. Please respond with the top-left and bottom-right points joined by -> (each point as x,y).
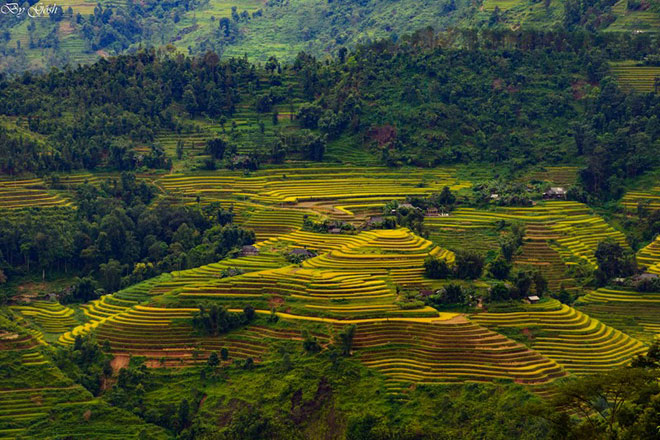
0,30 -> 659,200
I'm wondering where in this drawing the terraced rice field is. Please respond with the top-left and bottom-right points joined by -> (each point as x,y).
303,229 -> 454,286
579,287 -> 660,342
351,317 -> 567,386
523,166 -> 579,186
608,0 -> 660,32
56,0 -> 128,15
157,168 -> 470,215
582,287 -> 660,303
58,277 -> 167,345
426,201 -> 627,269
622,186 -> 660,211
637,236 -> 660,274
0,177 -> 71,209
150,253 -> 288,295
12,301 -> 78,336
514,224 -> 578,292
610,61 -> 660,93
92,306 -> 278,367
471,299 -> 646,373
176,229 -> 451,317
236,208 -> 307,241
6,165 -> 654,401
0,320 -> 93,438
482,0 -> 524,11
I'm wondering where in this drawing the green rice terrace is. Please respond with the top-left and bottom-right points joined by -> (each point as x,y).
1,163 -> 659,439
610,61 -> 660,93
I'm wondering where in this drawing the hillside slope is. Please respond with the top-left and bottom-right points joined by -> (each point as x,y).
2,0 -> 659,73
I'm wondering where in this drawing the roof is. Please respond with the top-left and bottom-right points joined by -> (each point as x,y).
290,248 -> 313,256
545,187 -> 566,195
527,295 -> 540,301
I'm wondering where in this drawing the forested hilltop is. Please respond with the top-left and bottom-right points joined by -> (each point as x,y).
1,0 -> 660,73
1,29 -> 659,200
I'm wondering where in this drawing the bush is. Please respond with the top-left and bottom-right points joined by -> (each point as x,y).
207,351 -> 219,367
488,256 -> 511,280
192,304 -> 247,336
424,256 -> 451,279
296,103 -> 323,129
594,239 -> 636,282
441,283 -> 467,304
512,270 -> 534,298
489,283 -> 512,302
454,251 -> 484,279
302,330 -> 321,353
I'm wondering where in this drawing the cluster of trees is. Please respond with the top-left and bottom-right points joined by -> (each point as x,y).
472,181 -> 538,207
427,283 -> 474,307
108,356 -> 204,437
533,343 -> 660,439
191,304 -> 255,337
77,1 -> 196,52
301,218 -> 355,234
488,269 -> 548,302
424,219 -> 549,303
381,201 -> 426,235
424,250 -> 485,280
0,49 -> 254,173
575,77 -> 660,200
54,335 -> 113,396
594,238 -> 637,285
0,173 -> 255,295
405,186 -> 457,212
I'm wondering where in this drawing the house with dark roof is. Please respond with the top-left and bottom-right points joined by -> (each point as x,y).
289,248 -> 315,259
240,245 -> 259,257
543,187 -> 567,199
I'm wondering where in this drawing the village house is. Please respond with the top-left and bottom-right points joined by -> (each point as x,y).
543,187 -> 567,200
240,245 -> 259,257
289,248 -> 315,259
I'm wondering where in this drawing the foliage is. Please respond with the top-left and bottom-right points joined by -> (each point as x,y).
302,329 -> 321,353
489,283 -> 512,302
428,283 -> 470,307
54,336 -> 112,396
191,304 -> 251,337
424,256 -> 452,279
59,276 -> 103,304
337,324 -> 356,356
454,250 -> 485,280
594,238 -> 637,284
531,363 -> 660,439
488,256 -> 512,280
